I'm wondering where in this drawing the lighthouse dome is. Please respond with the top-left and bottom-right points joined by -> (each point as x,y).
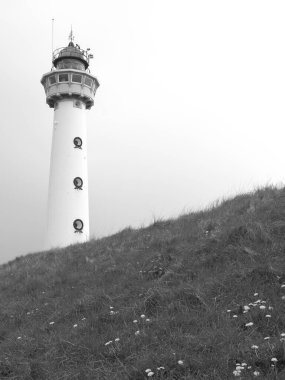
53,42 -> 89,70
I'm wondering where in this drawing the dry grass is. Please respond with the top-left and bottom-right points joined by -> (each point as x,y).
1,186 -> 285,379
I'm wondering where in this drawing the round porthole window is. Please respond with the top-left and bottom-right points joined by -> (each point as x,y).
75,100 -> 82,108
73,219 -> 84,233
73,137 -> 82,149
73,177 -> 83,190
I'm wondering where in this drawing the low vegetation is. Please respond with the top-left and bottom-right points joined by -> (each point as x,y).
1,186 -> 285,379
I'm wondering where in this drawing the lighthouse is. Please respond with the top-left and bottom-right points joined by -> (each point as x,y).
41,32 -> 99,249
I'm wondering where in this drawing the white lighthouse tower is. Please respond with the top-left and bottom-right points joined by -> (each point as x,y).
41,32 -> 99,249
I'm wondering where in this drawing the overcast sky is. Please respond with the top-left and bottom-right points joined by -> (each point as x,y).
1,0 -> 285,264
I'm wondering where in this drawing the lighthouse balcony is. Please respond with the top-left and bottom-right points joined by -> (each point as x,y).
41,70 -> 99,109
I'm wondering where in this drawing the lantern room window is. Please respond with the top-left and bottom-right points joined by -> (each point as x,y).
72,74 -> 82,83
85,77 -> 93,87
58,73 -> 69,82
49,75 -> 56,85
57,59 -> 85,71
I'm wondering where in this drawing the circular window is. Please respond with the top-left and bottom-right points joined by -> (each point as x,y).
75,100 -> 82,108
73,219 -> 84,232
73,137 -> 82,148
73,177 -> 83,189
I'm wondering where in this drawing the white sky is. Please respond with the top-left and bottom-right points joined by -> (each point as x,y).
1,0 -> 285,264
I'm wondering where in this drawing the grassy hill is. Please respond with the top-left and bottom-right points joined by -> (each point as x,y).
1,186 -> 285,379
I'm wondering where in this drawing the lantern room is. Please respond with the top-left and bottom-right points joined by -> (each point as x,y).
52,41 -> 90,70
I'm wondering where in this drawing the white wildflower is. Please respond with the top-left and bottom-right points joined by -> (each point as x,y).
271,358 -> 278,362
281,284 -> 285,288
133,320 -> 138,323
105,340 -> 112,346
147,372 -> 154,377
259,305 -> 266,310
281,333 -> 285,337
245,322 -> 254,327
254,293 -> 258,296
145,369 -> 152,373
178,360 -> 184,365
233,315 -> 238,318
73,324 -> 78,328
265,314 -> 271,318
253,371 -> 260,376
141,314 -> 146,319
135,330 -> 140,336
233,370 -> 241,376
264,336 -> 270,340
146,318 -> 151,322
227,309 -> 231,313
49,321 -> 55,325
244,305 -> 250,311
17,336 -> 22,340
251,345 -> 259,349
115,338 -> 120,342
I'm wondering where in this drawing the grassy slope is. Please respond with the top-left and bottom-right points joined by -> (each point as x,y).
1,187 -> 285,379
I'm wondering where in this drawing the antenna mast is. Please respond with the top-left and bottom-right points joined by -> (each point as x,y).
51,18 -> 54,59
